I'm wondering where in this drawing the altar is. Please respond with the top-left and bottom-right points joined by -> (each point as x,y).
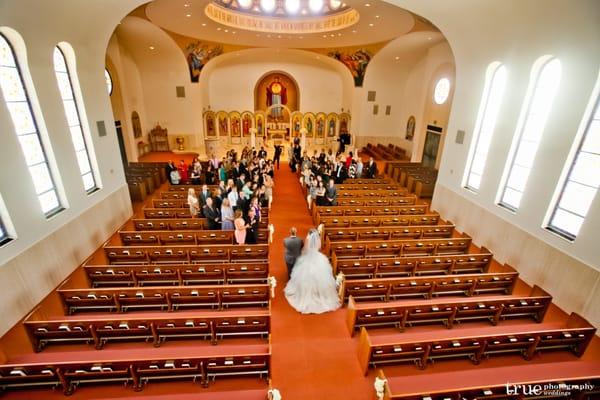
267,122 -> 289,140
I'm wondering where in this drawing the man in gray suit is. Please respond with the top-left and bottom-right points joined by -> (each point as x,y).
284,227 -> 303,279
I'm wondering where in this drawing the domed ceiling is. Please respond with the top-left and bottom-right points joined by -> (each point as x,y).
145,0 -> 424,48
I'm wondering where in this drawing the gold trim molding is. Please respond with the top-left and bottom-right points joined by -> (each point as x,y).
205,3 -> 359,34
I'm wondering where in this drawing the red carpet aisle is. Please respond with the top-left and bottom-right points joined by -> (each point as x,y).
268,163 -> 373,400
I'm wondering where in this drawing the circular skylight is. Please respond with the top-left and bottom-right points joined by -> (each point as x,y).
285,0 -> 301,13
329,0 -> 341,9
238,0 -> 253,8
260,0 -> 276,12
434,78 -> 450,104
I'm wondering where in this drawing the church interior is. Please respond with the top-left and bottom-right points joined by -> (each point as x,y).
0,0 -> 598,399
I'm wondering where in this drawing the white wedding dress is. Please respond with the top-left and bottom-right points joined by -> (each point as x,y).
284,230 -> 341,314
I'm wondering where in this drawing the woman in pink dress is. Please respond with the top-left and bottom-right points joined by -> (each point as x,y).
234,209 -> 247,245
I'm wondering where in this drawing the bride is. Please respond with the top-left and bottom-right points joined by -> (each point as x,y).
284,229 -> 341,314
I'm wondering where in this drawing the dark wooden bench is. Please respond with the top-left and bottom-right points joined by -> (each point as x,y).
104,244 -> 269,265
345,285 -> 552,335
0,347 -> 270,394
25,310 -> 270,351
85,262 -> 269,287
319,214 -> 441,229
118,230 -> 268,246
357,312 -> 596,372
338,268 -> 518,302
58,284 -> 270,314
329,236 -> 472,258
332,250 -> 492,278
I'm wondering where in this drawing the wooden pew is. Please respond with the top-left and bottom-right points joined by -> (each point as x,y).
338,267 -> 518,302
376,365 -> 600,400
143,208 -> 269,220
314,205 -> 429,226
104,244 -> 269,265
338,190 -> 408,198
133,218 -> 206,231
332,251 -> 493,278
319,214 -> 441,229
357,312 -> 596,372
345,285 -> 552,335
334,196 -> 417,207
85,262 -> 269,287
322,225 -> 455,255
25,310 -> 270,351
0,347 -> 270,394
329,236 -> 472,259
118,230 -> 268,246
336,184 -> 404,191
58,284 -> 270,314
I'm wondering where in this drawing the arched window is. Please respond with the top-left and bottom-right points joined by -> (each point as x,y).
498,57 -> 561,211
105,68 -> 113,96
546,74 -> 600,240
0,33 -> 64,216
433,78 -> 450,105
463,63 -> 508,191
53,45 -> 99,193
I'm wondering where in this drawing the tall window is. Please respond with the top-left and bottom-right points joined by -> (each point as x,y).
547,88 -> 600,240
53,45 -> 98,192
105,68 -> 113,96
498,57 -> 561,211
0,218 -> 8,245
0,33 -> 63,216
463,63 -> 508,191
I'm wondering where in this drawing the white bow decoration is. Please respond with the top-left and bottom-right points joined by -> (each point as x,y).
268,388 -> 282,400
317,223 -> 324,237
335,272 -> 344,289
268,224 -> 275,244
374,377 -> 387,400
268,276 -> 277,299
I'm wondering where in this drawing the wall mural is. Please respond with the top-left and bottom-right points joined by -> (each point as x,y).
254,72 -> 299,116
204,110 -> 349,141
185,41 -> 223,83
328,49 -> 372,87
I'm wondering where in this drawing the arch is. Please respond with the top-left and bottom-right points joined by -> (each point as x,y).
254,70 -> 300,113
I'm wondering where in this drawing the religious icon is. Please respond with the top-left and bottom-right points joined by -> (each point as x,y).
267,77 -> 287,119
231,116 -> 241,137
328,117 -> 336,137
406,115 -> 416,141
316,116 -> 325,138
206,114 -> 216,137
307,117 -> 313,136
340,117 -> 348,134
219,115 -> 228,136
257,115 -> 264,137
293,115 -> 301,137
242,114 -> 251,136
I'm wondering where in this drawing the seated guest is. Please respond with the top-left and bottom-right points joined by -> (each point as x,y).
178,160 -> 188,183
233,210 -> 247,244
202,197 -> 220,230
326,179 -> 337,206
187,188 -> 200,217
205,164 -> 215,184
315,180 -> 326,206
221,198 -> 234,231
245,208 -> 260,244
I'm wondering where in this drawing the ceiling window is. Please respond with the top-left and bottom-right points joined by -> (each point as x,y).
463,63 -> 508,191
547,85 -> 600,240
498,57 -> 561,211
105,68 -> 113,96
0,33 -> 64,216
54,45 -> 99,193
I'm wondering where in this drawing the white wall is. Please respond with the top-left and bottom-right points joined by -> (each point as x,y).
390,0 -> 600,323
0,0 -> 144,335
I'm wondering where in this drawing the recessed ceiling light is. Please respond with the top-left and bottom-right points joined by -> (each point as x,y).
224,29 -> 229,32
238,0 -> 253,8
338,33 -> 341,36
149,46 -> 155,50
184,3 -> 190,7
309,0 -> 324,13
395,56 -> 399,60
278,35 -> 282,38
186,13 -> 191,17
369,23 -> 374,27
428,37 -> 432,40
261,0 -> 276,12
201,23 -> 206,26
232,31 -> 237,34
352,30 -> 357,33
323,34 -> 327,38
365,3 -> 370,6
217,27 -> 221,30
285,0 -> 301,14
375,15 -> 380,18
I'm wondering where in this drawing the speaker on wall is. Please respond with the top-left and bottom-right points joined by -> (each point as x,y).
455,129 -> 465,144
176,86 -> 185,98
367,91 -> 376,102
96,121 -> 107,137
